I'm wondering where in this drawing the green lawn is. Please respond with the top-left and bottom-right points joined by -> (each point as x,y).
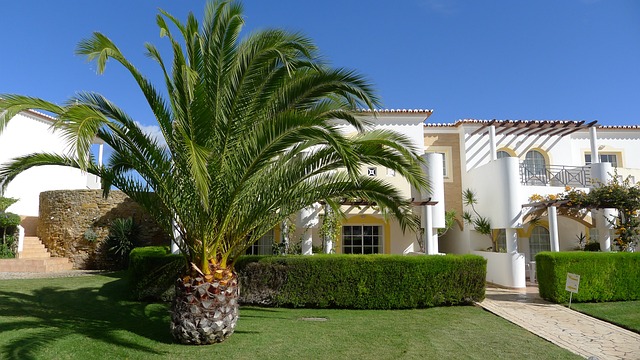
571,301 -> 640,334
0,273 -> 580,360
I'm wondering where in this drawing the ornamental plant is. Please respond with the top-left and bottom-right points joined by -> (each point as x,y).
529,177 -> 640,251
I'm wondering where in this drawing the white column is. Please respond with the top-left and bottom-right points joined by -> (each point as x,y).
424,205 -> 435,254
432,228 -> 439,254
489,125 -> 497,161
322,204 -> 334,254
597,209 -> 614,252
548,206 -> 560,252
589,126 -> 599,164
98,143 -> 104,166
298,205 -> 319,255
505,228 -> 518,253
301,229 -> 313,255
591,162 -> 614,252
421,153 -> 445,228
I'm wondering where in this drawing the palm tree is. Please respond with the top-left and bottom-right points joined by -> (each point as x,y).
0,1 -> 428,344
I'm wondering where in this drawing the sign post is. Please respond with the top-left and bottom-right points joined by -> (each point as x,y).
565,273 -> 580,308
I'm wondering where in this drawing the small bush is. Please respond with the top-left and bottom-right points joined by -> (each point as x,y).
83,228 -> 98,243
0,235 -> 16,258
0,212 -> 20,258
128,246 -> 184,301
536,251 -> 640,303
584,242 -> 601,252
238,254 -> 486,309
106,217 -> 140,270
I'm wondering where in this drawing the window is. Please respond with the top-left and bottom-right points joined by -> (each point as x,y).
497,150 -> 511,159
495,229 -> 506,251
367,167 -> 377,177
246,229 -> 274,255
386,168 -> 396,177
529,226 -> 550,260
342,225 -> 382,254
585,154 -> 618,168
588,228 -> 599,244
523,150 -> 547,185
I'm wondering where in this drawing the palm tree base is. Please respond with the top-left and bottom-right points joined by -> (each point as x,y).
170,273 -> 239,345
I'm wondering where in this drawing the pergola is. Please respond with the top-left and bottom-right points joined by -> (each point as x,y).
468,120 -> 600,163
521,198 -> 613,252
470,119 -> 598,137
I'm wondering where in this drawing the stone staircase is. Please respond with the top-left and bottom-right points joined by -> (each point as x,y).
0,236 -> 73,272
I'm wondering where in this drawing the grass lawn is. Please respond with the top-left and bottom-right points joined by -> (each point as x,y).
570,301 -> 640,334
0,273 -> 580,360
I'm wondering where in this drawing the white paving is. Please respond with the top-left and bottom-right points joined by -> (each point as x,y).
479,287 -> 640,360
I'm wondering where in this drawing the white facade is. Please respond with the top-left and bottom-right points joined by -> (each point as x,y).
7,108 -> 639,287
0,110 -> 100,217
289,110 -> 443,256
428,120 -> 640,288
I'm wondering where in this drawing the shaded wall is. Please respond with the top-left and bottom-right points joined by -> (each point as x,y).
38,190 -> 170,269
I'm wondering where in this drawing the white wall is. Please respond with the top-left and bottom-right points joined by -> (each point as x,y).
1,112 -> 92,216
339,113 -> 429,199
571,129 -> 640,170
473,250 -> 526,288
464,157 -> 523,229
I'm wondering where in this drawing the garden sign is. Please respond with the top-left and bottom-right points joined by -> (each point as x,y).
565,272 -> 580,308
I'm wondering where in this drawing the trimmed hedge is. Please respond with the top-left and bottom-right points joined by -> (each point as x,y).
536,251 -> 640,303
128,246 -> 184,301
238,254 -> 486,309
128,248 -> 486,309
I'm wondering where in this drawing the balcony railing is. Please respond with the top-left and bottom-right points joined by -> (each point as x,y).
519,163 -> 590,187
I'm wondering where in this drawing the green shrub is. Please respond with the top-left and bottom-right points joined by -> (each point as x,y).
0,212 -> 20,228
238,254 -> 486,309
106,217 -> 140,269
128,246 -> 184,301
584,242 -> 601,252
536,251 -> 640,303
0,235 -> 16,258
0,212 -> 20,258
130,249 -> 486,308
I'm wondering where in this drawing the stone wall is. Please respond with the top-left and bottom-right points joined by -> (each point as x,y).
38,190 -> 170,269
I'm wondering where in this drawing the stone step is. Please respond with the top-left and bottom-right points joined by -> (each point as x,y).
22,243 -> 46,250
18,236 -> 51,259
18,251 -> 51,259
23,236 -> 43,244
0,257 -> 73,272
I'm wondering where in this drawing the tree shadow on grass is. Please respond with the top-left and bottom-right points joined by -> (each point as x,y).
0,274 -> 172,359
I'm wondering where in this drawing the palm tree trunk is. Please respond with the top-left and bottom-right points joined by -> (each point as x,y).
170,271 -> 239,344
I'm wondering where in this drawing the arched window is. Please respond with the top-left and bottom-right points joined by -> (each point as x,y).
529,226 -> 550,260
523,150 -> 547,185
497,150 -> 511,159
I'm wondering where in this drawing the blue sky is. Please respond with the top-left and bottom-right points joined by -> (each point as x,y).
1,0 -> 639,128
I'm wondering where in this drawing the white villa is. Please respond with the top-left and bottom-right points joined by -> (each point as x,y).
3,109 -> 640,286
0,110 -> 103,233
